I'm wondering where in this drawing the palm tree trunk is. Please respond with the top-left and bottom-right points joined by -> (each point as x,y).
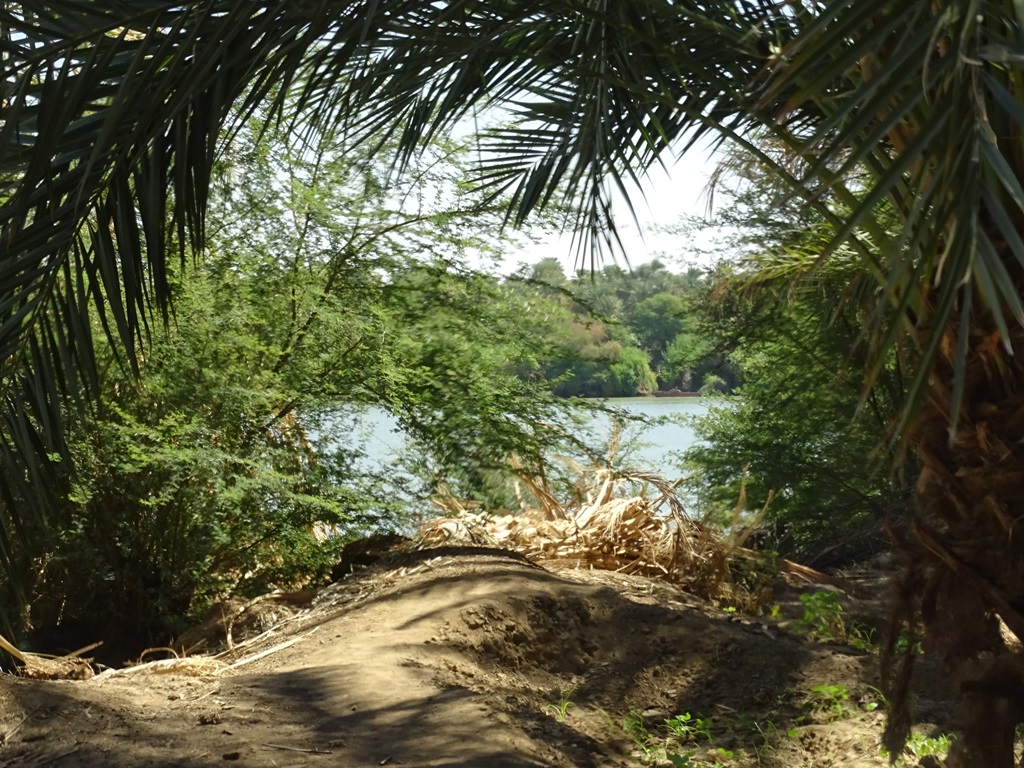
905,317 -> 1024,767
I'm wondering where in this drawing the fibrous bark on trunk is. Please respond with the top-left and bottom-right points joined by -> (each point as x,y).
888,320 -> 1024,767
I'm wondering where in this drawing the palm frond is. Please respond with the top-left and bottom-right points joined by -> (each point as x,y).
755,1 -> 1024,438
0,0 -> 386,627
334,0 -> 784,266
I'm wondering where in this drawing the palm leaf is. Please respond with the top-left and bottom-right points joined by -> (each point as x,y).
0,0 -> 392,629
335,0 -> 779,264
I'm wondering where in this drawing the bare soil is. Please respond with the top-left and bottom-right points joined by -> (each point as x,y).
0,547 -> 956,768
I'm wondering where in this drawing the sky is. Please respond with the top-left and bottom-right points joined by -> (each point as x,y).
499,138 -> 728,276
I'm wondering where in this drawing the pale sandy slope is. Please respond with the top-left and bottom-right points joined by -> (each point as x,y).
0,549 -> 944,768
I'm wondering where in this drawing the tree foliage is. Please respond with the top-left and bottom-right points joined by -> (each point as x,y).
683,257 -> 914,568
42,266 -> 375,656
375,261 -> 594,511
510,258 -> 727,396
12,104 -> 593,655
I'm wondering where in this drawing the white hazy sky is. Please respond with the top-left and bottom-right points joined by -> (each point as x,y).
500,138 -> 726,275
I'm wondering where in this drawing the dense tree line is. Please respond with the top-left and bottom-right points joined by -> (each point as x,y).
510,258 -> 736,398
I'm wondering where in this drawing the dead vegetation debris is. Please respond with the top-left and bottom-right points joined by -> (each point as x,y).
421,466 -> 785,612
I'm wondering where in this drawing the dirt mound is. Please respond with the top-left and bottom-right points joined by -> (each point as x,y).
0,548 -> 954,767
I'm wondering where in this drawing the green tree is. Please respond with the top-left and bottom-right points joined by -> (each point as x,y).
662,332 -> 710,391
541,318 -> 658,398
683,257 -> 913,568
376,261 -> 591,508
46,265 -> 376,657
527,258 -> 569,291
6,2 -> 1024,762
628,292 -> 689,369
12,86 -> 591,658
508,264 -> 670,397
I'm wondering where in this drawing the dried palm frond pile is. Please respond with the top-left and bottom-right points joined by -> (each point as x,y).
420,466 -> 776,610
0,632 -> 96,680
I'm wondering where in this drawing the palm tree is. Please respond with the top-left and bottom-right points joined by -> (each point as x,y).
4,1 -> 1024,764
0,0 -> 430,624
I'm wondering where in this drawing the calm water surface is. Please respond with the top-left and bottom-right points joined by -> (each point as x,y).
589,397 -> 708,479
327,397 -> 708,482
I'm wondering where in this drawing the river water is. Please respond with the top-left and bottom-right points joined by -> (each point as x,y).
586,397 -> 708,478
328,397 -> 709,482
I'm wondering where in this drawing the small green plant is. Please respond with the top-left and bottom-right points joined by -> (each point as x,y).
664,712 -> 713,742
794,591 -> 878,651
547,683 -> 578,722
904,732 -> 954,759
622,710 -> 738,767
860,685 -> 888,713
748,717 -> 798,761
882,731 -> 954,765
596,707 -> 618,731
796,591 -> 846,640
710,746 -> 735,765
622,712 -> 660,763
848,624 -> 877,651
806,683 -> 851,721
893,632 -> 924,656
622,712 -> 650,740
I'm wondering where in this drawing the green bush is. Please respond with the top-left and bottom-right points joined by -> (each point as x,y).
15,117 -> 591,656
682,261 -> 914,567
30,270 -> 373,655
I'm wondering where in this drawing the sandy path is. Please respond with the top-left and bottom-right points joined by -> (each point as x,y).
0,549 -> 945,768
1,552 -> 575,767
226,557 -> 562,767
